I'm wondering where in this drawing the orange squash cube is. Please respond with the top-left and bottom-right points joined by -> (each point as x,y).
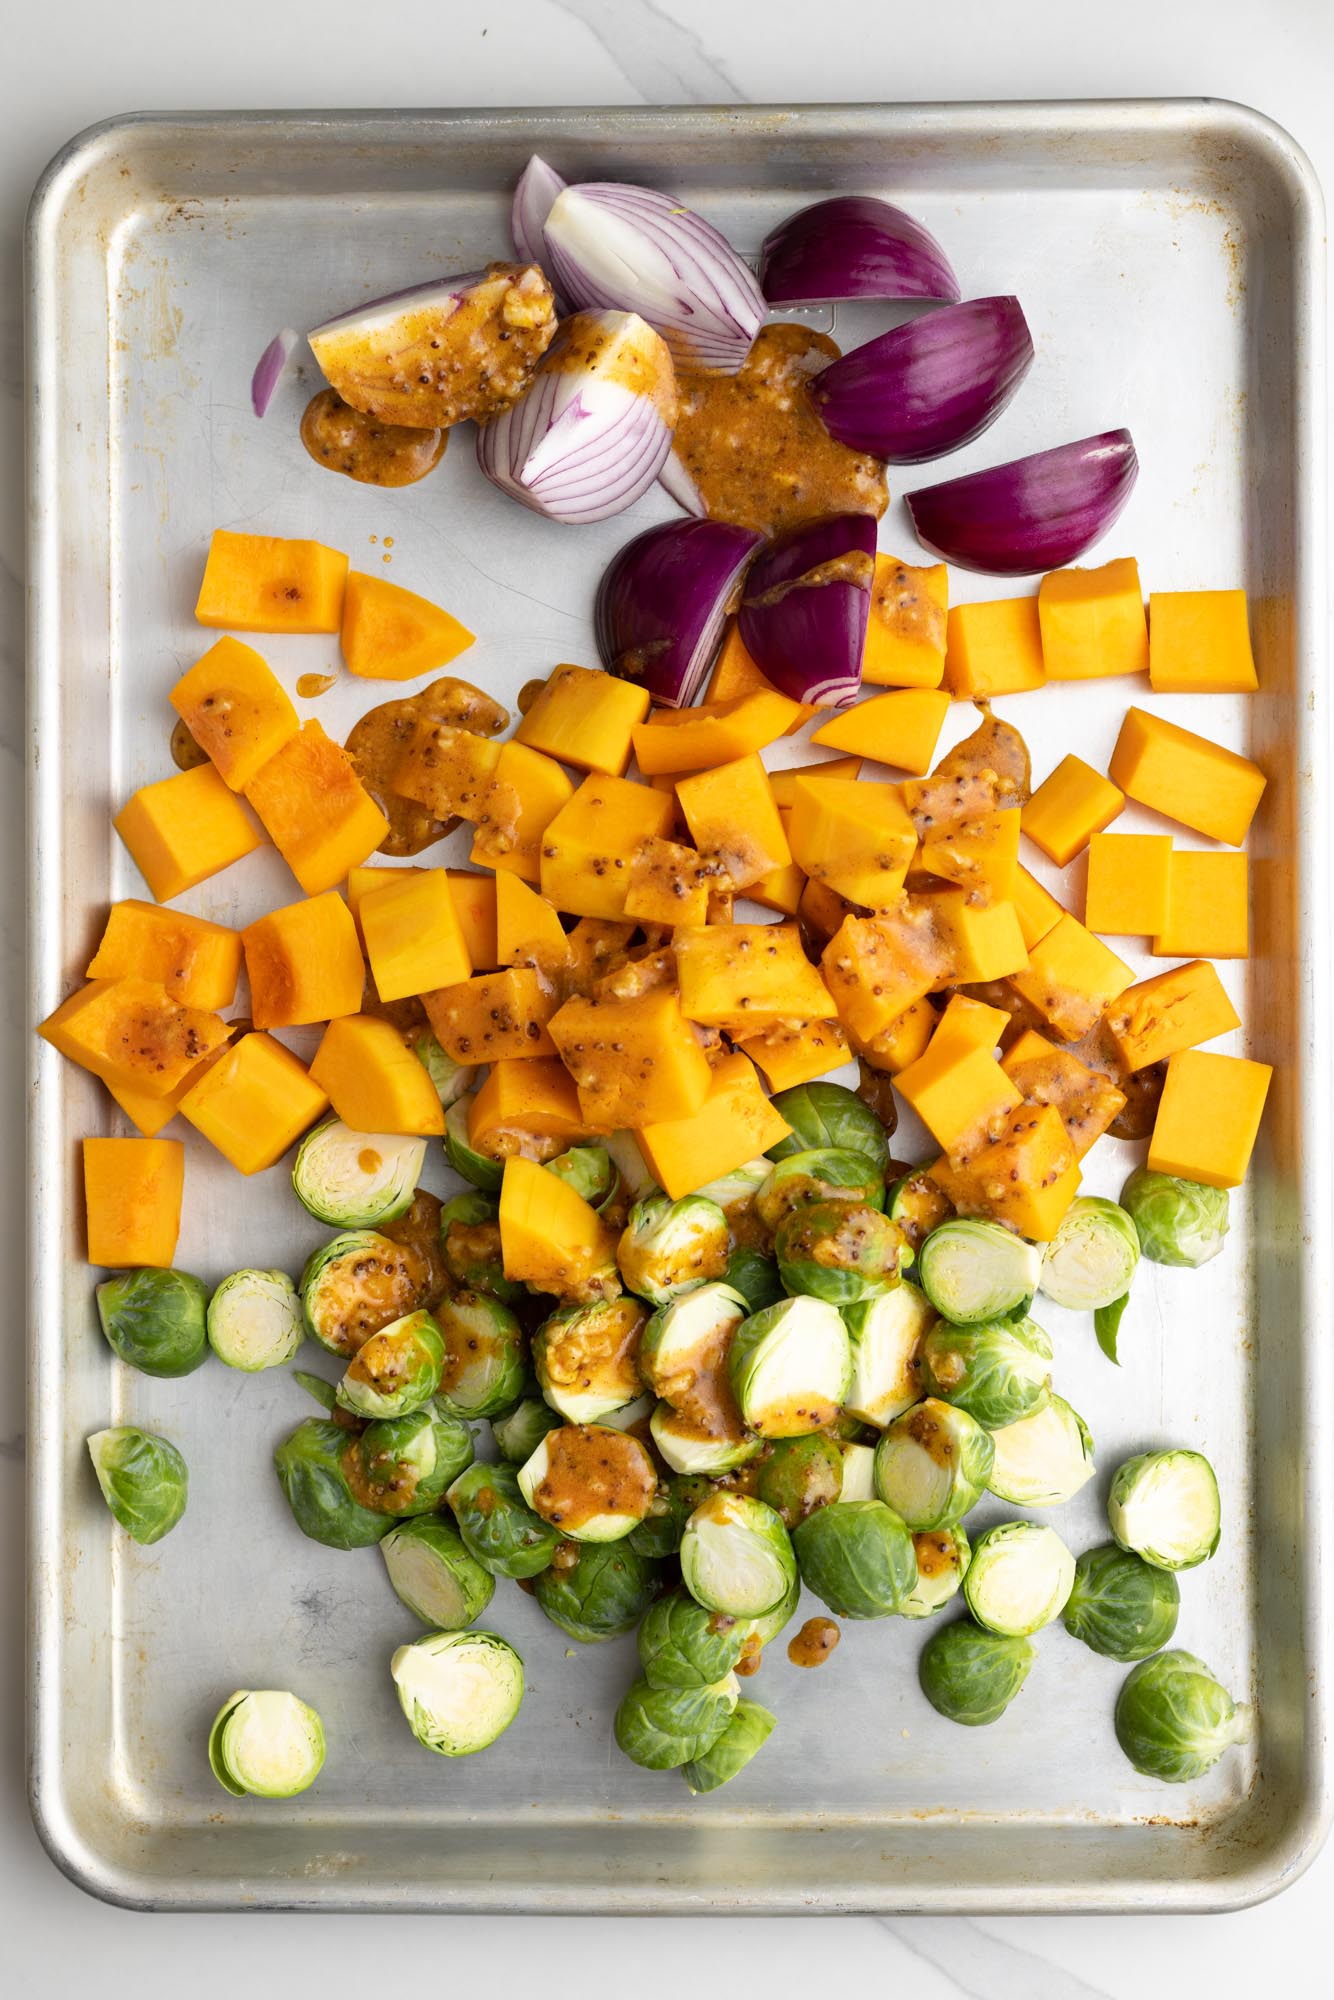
768,757 -> 863,809
494,872 -> 570,976
516,663 -> 650,776
623,838 -> 712,929
39,978 -> 230,1097
244,721 -> 388,896
195,529 -> 348,633
637,1052 -> 792,1201
929,993 -> 1010,1061
943,598 -> 1045,699
706,623 -> 812,732
895,1040 -> 1022,1157
861,556 -> 948,689
787,776 -> 916,909
749,837 -> 807,921
360,867 -> 472,1001
540,775 -> 676,920
675,924 -> 835,1032
736,1019 -> 851,1092
930,1103 -> 1081,1240
393,723 -> 502,823
422,967 -> 557,1063
1109,708 -> 1265,846
170,636 -> 300,792
811,687 -> 950,776
632,690 -> 801,776
180,1032 -> 330,1173
1012,866 -> 1065,950
103,1035 -> 236,1140
83,1137 -> 183,1267
1010,913 -> 1132,1042
919,806 -> 1021,907
468,1059 -> 591,1155
346,863 -> 423,930
86,900 -> 241,1011
919,890 -> 1029,985
1001,1028 -> 1126,1157
1022,755 -> 1124,866
821,910 -> 951,1043
310,1015 -> 446,1136
1103,960 -> 1241,1072
470,740 -> 575,884
1084,832 -> 1174,937
1148,1048 -> 1271,1188
242,891 -> 365,1030
500,1156 -> 618,1295
115,763 -> 264,903
548,986 -> 712,1128
677,754 -> 790,894
446,872 -> 499,969
1037,558 -> 1148,680
853,997 -> 937,1075
1153,850 -> 1249,960
1148,590 -> 1258,694
340,570 -> 474,681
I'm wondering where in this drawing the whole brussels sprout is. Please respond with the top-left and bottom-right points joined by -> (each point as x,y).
768,1081 -> 892,1172
534,1540 -> 658,1643
791,1499 -> 917,1619
918,1315 -> 1052,1430
439,1192 -> 521,1304
1107,1448 -> 1221,1571
1063,1543 -> 1180,1662
900,1527 -> 971,1620
533,1295 -> 646,1423
722,1246 -> 784,1313
918,1618 -> 1035,1727
300,1230 -> 428,1357
436,1292 -> 528,1419
617,1195 -> 730,1307
391,1630 -> 524,1756
342,1402 -> 474,1516
291,1117 -> 425,1228
614,1673 -> 739,1771
95,1269 -> 208,1378
916,1220 -> 1042,1325
491,1396 -> 563,1464
380,1515 -> 494,1629
1120,1168 -> 1229,1269
443,1096 -> 504,1192
208,1689 -> 325,1798
754,1148 -> 885,1233
1039,1196 -> 1140,1310
446,1460 -> 560,1579
637,1589 -> 748,1690
874,1398 -> 994,1530
546,1146 -> 617,1208
273,1417 -> 394,1550
774,1200 -> 908,1306
987,1394 -> 1095,1508
1114,1650 -> 1251,1782
682,1699 -> 775,1795
680,1493 -> 796,1619
336,1309 -> 446,1420
962,1521 -> 1075,1637
206,1269 -> 303,1372
755,1433 -> 844,1528
87,1427 -> 188,1544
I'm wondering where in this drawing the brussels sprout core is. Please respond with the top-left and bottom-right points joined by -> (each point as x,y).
517,1424 -> 657,1542
1107,1449 -> 1221,1571
208,1689 -> 326,1797
617,1194 -> 730,1306
1114,1649 -> 1251,1782
207,1269 -> 303,1372
962,1521 -> 1076,1636
1039,1196 -> 1141,1310
987,1394 -> 1095,1508
391,1630 -> 525,1756
726,1295 -> 852,1438
87,1427 -> 188,1544
291,1117 -> 426,1228
918,1619 -> 1035,1727
873,1397 -> 995,1530
1120,1168 -> 1229,1268
680,1493 -> 796,1618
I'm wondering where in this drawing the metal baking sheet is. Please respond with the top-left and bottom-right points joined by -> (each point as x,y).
26,101 -> 1331,1913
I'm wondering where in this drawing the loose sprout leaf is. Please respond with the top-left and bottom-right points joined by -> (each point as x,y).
87,1428 -> 188,1545
1094,1293 -> 1130,1364
682,1699 -> 776,1795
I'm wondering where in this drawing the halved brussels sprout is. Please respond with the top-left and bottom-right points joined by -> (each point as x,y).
446,1460 -> 560,1578
517,1423 -> 657,1542
435,1292 -> 528,1418
208,1689 -> 325,1798
547,1146 -> 617,1207
987,1394 -> 1095,1508
695,1157 -> 772,1210
274,1417 -> 395,1549
900,1527 -> 971,1620
1039,1196 -> 1141,1310
342,1403 -> 474,1517
381,1514 -> 495,1628
774,1200 -> 908,1306
391,1630 -> 524,1756
604,1129 -> 660,1202
491,1396 -> 563,1464
1120,1167 -> 1229,1269
680,1493 -> 796,1619
682,1699 -> 775,1795
768,1081 -> 892,1173
649,1401 -> 760,1478
842,1282 -> 934,1427
614,1672 -> 739,1771
532,1295 -> 646,1422
837,1440 -> 877,1503
963,1520 -> 1075,1636
1063,1542 -> 1180,1662
336,1309 -> 445,1420
600,1391 -> 656,1432
206,1269 -> 303,1372
727,1296 -> 852,1439
873,1398 -> 994,1530
754,1148 -> 885,1233
887,1169 -> 954,1253
87,1427 -> 188,1544
1107,1448 -> 1221,1571
95,1268 -> 208,1378
617,1194 -> 730,1307
918,1618 -> 1035,1727
1114,1649 -> 1252,1782
792,1498 -> 917,1619
722,1246 -> 784,1313
916,1220 -> 1042,1325
444,1095 -> 504,1192
533,1539 -> 658,1643
639,1283 -> 752,1474
918,1314 -> 1052,1430
411,1029 -> 473,1109
439,1192 -> 521,1304
300,1230 -> 428,1358
755,1433 -> 844,1528
637,1589 -> 748,1690
291,1117 -> 426,1228
744,1569 -> 802,1650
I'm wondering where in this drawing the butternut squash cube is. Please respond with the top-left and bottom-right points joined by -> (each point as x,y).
422,967 -> 557,1063
340,570 -> 474,681
943,597 -> 1045,699
39,979 -> 230,1097
1153,849 -> 1249,960
500,1156 -> 618,1295
623,837 -> 712,928
346,863 -> 423,931
1000,1028 -> 1126,1158
104,1036 -> 236,1140
632,689 -> 801,776
540,774 -> 675,921
472,740 -> 576,885
930,993 -> 1011,1061
853,997 -> 937,1074
548,986 -> 712,1128
707,622 -> 814,732
242,891 -> 365,1030
446,872 -> 500,970
516,663 -> 649,776
1084,832 -> 1174,937
1148,590 -> 1258,694
244,720 -> 388,895
1009,913 -> 1132,1042
180,1032 -> 330,1173
1103,959 -> 1241,1072
675,924 -> 835,1033
114,763 -> 264,903
170,636 -> 300,791
918,890 -> 1029,985
930,1104 -> 1080,1241
310,1014 -> 446,1136
361,867 -> 472,1002
1013,866 -> 1065,950
83,1137 -> 183,1267
1022,755 -> 1124,866
677,754 -> 790,894
861,556 -> 948,689
768,757 -> 863,809
561,918 -> 637,1000
469,1058 -> 591,1155
394,723 -> 503,823
494,872 -> 570,977
1148,1048 -> 1272,1188
919,806 -> 1021,907
787,777 -> 916,909
736,1019 -> 851,1092
1109,708 -> 1266,846
637,1052 -> 792,1202
86,900 -> 241,1011
821,910 -> 951,1043
749,842 -> 807,921
1037,558 -> 1149,680
195,529 -> 347,633
895,1041 -> 1022,1157
811,687 -> 950,776
798,877 -> 858,955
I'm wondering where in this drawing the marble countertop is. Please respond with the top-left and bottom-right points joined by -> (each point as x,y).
4,0 -> 1330,1988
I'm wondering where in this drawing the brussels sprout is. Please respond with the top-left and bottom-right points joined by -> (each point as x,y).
604,1129 -> 660,1202
444,1096 -> 504,1192
492,1396 -> 563,1464
628,1476 -> 698,1560
614,1673 -> 739,1771
916,1220 -> 1042,1325
918,1618 -> 1035,1727
206,1269 -> 303,1372
1038,1196 -> 1140,1313
918,1314 -> 1052,1430
887,1169 -> 954,1252
637,1588 -> 748,1689
768,1081 -> 892,1173
381,1514 -> 495,1628
291,1117 -> 426,1228
963,1521 -> 1075,1636
336,1309 -> 445,1420
682,1699 -> 776,1795
299,1230 -> 426,1358
439,1192 -> 521,1304
343,1403 -> 474,1516
754,1148 -> 885,1232
447,1460 -> 561,1578
791,1499 -> 917,1619
873,1398 -> 994,1530
411,1029 -> 473,1109
600,1391 -> 656,1432
639,1283 -> 755,1474
533,1295 -> 646,1422
695,1158 -> 772,1209
987,1394 -> 1095,1508
727,1296 -> 852,1438
680,1493 -> 796,1618
1108,1449 -> 1221,1571
722,1246 -> 784,1313
87,1427 -> 188,1544
274,1417 -> 395,1549
755,1434 -> 844,1528
391,1630 -> 524,1757
534,1540 -> 658,1642
900,1527 -> 971,1620
517,1423 -> 657,1542
837,1440 -> 877,1503
95,1268 -> 208,1378
842,1281 -> 934,1427
1063,1543 -> 1181,1662
774,1199 -> 908,1306
208,1689 -> 325,1798
1114,1649 -> 1252,1783
617,1194 -> 730,1306
435,1292 -> 528,1419
745,1569 -> 802,1650
546,1146 -> 617,1207
649,1402 -> 760,1478
1120,1167 -> 1229,1269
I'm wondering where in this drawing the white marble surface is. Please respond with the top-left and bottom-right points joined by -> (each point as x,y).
4,0 -> 1331,1986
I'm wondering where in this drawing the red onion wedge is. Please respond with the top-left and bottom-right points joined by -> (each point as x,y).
511,154 -> 567,266
596,518 -> 763,706
477,310 -> 678,525
810,297 -> 1034,464
760,196 -> 960,306
906,428 -> 1140,575
543,183 -> 765,374
738,513 -> 877,707
251,328 -> 298,419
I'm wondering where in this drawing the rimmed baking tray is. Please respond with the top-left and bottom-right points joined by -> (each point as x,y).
26,101 -> 1331,1911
